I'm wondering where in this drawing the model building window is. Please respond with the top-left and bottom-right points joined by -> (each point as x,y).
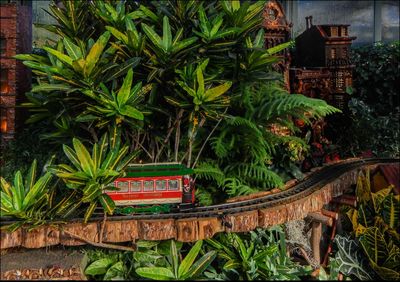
341,27 -> 348,36
0,109 -> 7,133
0,70 -> 9,94
331,48 -> 336,59
0,37 -> 6,55
342,47 -> 348,58
331,27 -> 338,37
337,72 -> 344,89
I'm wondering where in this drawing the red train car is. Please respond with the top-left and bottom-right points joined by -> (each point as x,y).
106,162 -> 195,213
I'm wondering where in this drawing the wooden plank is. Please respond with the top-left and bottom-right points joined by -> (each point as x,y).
60,223 -> 99,246
102,220 -> 138,243
138,219 -> 176,241
0,228 -> 22,249
311,221 -> 322,264
176,218 -> 198,242
22,226 -> 47,248
225,210 -> 258,233
258,205 -> 288,227
198,217 -> 223,240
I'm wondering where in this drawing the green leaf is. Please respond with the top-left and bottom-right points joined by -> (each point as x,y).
119,105 -> 144,120
204,81 -> 232,102
43,47 -> 73,66
63,144 -> 82,170
63,37 -> 82,60
196,68 -> 205,97
72,138 -> 95,178
22,172 -> 52,210
31,84 -> 72,93
83,201 -> 98,223
117,69 -> 133,107
85,31 -> 111,77
178,240 -> 202,278
12,171 -> 24,211
141,23 -> 162,49
99,193 -> 115,215
105,26 -> 128,44
85,258 -> 115,276
24,159 -> 37,192
162,16 -> 172,52
136,267 -> 175,280
183,250 -> 217,279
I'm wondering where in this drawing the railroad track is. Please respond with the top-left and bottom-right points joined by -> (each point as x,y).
1,157 -> 398,227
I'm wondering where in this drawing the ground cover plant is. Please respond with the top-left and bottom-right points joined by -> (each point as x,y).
81,226 -> 312,281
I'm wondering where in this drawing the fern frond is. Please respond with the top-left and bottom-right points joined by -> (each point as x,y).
223,177 -> 259,197
194,161 -> 225,185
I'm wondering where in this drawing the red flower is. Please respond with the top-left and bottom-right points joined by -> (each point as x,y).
324,155 -> 332,163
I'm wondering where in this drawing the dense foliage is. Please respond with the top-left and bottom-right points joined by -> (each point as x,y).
351,41 -> 399,115
82,226 -> 312,281
331,171 -> 400,280
11,0 -> 338,206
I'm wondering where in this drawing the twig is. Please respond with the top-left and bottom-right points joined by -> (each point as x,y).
99,213 -> 107,243
62,230 -> 136,252
192,108 -> 228,169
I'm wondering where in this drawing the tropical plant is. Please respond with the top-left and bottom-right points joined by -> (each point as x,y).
16,0 -> 340,203
48,128 -> 139,222
205,226 -> 312,280
343,171 -> 400,280
0,158 -> 57,230
135,240 -> 217,280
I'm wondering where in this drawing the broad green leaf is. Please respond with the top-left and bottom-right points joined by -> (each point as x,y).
25,159 -> 37,192
171,37 -> 198,53
85,258 -> 115,276
83,201 -> 98,223
162,16 -> 172,52
141,23 -> 162,49
105,26 -> 128,44
12,171 -> 24,211
99,193 -> 115,215
22,172 -> 52,210
204,81 -> 232,102
183,251 -> 217,279
119,105 -> 144,120
63,144 -> 82,170
196,68 -> 205,97
0,178 -> 13,197
43,47 -> 73,66
63,37 -> 82,60
85,31 -> 111,77
178,240 -> 202,278
117,69 -> 133,107
136,267 -> 175,280
31,84 -> 71,93
72,138 -> 95,178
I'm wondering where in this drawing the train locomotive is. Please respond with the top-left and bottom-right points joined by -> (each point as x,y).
106,162 -> 195,214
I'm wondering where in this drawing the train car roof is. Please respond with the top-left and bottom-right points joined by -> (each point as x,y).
123,162 -> 194,178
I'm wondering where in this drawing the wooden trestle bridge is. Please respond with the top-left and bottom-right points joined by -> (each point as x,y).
1,157 -> 399,263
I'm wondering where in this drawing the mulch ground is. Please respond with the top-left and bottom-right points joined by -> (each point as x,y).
0,247 -> 86,280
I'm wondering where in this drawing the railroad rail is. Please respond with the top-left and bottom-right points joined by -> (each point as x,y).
1,157 -> 399,249
1,157 -> 399,225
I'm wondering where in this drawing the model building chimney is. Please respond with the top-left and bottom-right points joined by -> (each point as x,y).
306,16 -> 313,29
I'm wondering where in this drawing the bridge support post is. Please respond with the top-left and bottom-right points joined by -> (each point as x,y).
311,221 -> 322,264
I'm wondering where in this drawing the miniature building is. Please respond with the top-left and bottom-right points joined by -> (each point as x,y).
263,0 -> 292,90
0,0 -> 32,143
291,16 -> 356,110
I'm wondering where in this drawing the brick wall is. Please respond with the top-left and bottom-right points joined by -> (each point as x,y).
0,2 -> 32,142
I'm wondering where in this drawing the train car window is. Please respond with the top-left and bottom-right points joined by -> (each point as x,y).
156,180 -> 167,191
117,181 -> 129,193
130,180 -> 142,192
143,180 -> 154,191
168,179 -> 179,191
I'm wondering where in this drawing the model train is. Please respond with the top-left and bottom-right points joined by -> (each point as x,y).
106,162 -> 195,214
